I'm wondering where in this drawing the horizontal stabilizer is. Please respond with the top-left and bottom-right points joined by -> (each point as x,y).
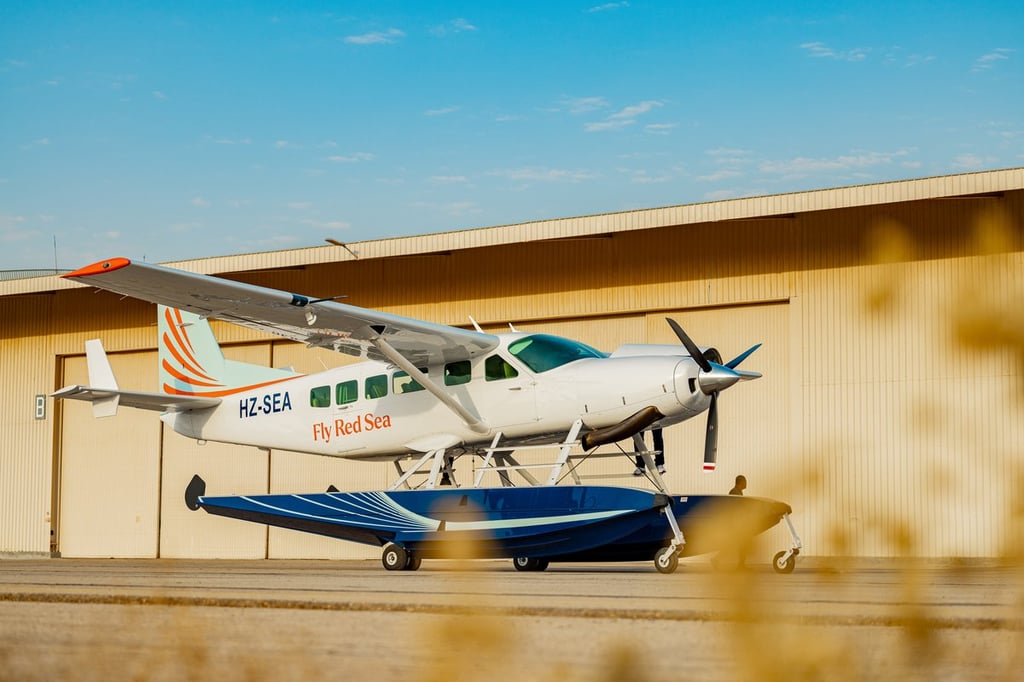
52,384 -> 221,413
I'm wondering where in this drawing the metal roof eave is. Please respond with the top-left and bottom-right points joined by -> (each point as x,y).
3,167 -> 1022,298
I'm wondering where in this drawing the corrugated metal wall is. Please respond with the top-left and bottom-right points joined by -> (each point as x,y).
0,294 -> 57,555
1,185 -> 1021,558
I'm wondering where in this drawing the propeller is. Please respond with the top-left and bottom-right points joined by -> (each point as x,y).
665,318 -> 761,472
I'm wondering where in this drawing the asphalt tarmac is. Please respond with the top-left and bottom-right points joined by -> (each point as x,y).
1,557 -> 1022,681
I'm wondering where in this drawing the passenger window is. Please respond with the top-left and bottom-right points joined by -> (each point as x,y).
365,375 -> 388,400
485,355 -> 519,381
444,360 -> 471,386
393,370 -> 426,394
336,380 -> 357,405
309,385 -> 331,408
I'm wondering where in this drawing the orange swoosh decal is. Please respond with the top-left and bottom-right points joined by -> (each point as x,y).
162,359 -> 224,388
162,374 -> 301,398
162,332 -> 219,384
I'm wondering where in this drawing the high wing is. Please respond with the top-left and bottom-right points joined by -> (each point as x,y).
62,258 -> 500,366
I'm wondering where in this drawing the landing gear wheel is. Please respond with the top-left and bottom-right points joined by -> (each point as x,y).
654,547 -> 679,574
406,554 -> 422,571
772,550 -> 796,574
512,556 -> 549,572
382,543 -> 409,571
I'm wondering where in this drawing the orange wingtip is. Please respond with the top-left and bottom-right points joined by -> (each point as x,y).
62,258 -> 132,279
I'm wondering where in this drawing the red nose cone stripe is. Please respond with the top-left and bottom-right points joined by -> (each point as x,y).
62,258 -> 132,279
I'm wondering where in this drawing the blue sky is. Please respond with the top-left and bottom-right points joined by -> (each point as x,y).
1,1 -> 1021,271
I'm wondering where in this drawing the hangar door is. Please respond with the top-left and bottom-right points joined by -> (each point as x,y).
58,342 -> 280,559
58,350 -> 162,558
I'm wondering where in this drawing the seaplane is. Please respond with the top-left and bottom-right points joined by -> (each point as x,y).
54,257 -> 802,574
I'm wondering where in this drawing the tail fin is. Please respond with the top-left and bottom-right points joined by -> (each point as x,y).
84,339 -> 120,417
158,306 -> 299,398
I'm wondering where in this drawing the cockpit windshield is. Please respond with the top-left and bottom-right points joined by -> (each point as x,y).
507,334 -> 608,373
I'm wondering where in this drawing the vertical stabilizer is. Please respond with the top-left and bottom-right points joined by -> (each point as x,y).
158,306 -> 299,398
84,339 -> 120,417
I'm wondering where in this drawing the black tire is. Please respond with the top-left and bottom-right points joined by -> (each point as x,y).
382,543 -> 408,571
513,556 -> 543,572
406,554 -> 422,571
654,547 -> 679,574
772,550 -> 796,574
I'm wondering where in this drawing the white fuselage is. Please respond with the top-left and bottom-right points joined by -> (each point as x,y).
161,333 -> 711,460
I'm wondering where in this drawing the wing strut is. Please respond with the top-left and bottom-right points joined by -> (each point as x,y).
370,334 -> 490,435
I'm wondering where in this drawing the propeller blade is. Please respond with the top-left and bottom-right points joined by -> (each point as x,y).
725,343 -> 761,369
665,317 -> 712,372
703,392 -> 718,471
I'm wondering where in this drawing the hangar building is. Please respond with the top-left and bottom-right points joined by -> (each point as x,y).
1,168 -> 1022,561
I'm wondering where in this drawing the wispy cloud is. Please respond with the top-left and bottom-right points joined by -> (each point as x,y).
562,96 -> 609,114
316,220 -> 351,230
644,123 -> 676,135
252,234 -> 302,248
800,41 -> 868,62
21,138 -> 51,150
706,148 -> 753,174
489,167 -> 596,183
413,200 -> 482,217
584,119 -> 634,132
972,48 -> 1014,72
293,217 -> 351,232
430,175 -> 469,184
425,106 -> 460,116
430,18 -> 477,36
760,150 -> 909,176
326,152 -> 374,162
703,188 -> 744,201
587,2 -> 629,12
951,153 -> 991,169
585,100 -> 663,133
190,197 -> 210,208
442,201 -> 480,216
619,168 -> 673,184
708,148 -> 752,160
344,28 -> 405,45
902,54 -> 936,68
610,101 -> 662,119
0,213 -> 30,241
697,169 -> 743,182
